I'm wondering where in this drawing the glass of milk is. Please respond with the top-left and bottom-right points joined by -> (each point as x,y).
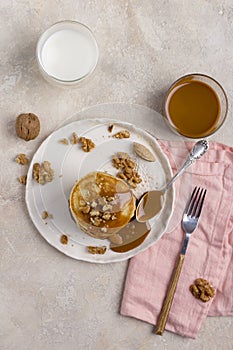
36,20 -> 99,86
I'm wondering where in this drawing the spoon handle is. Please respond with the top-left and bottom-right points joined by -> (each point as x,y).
163,139 -> 208,192
163,157 -> 192,191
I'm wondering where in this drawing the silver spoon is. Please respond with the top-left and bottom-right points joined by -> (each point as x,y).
136,139 -> 209,222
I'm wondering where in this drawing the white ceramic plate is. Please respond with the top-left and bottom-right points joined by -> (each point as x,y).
26,118 -> 174,263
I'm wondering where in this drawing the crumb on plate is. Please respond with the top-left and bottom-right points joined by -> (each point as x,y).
60,234 -> 68,245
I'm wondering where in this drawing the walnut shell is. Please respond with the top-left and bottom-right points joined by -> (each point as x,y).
16,113 -> 40,141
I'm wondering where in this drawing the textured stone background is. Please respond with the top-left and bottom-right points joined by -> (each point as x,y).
0,1 -> 232,349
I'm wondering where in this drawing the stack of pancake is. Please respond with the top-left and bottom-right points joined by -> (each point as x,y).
69,172 -> 136,239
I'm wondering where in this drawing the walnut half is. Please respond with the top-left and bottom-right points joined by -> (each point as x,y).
32,161 -> 54,185
15,113 -> 40,141
190,278 -> 215,303
15,153 -> 29,165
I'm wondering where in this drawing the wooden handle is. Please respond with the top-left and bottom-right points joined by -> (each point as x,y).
155,254 -> 185,335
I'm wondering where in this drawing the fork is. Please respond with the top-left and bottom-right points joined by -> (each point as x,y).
155,186 -> 207,335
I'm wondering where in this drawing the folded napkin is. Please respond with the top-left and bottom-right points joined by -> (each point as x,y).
121,140 -> 233,338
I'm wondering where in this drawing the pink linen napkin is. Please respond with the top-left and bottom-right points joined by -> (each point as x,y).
121,140 -> 233,338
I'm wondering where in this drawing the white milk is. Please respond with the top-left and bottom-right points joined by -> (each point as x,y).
41,29 -> 98,81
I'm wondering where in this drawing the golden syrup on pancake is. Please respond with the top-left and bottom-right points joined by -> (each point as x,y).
70,172 -> 136,237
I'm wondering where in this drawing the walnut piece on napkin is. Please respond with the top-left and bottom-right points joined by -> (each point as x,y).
190,278 -> 215,302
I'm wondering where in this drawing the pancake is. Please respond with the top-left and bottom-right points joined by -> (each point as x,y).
69,172 -> 136,239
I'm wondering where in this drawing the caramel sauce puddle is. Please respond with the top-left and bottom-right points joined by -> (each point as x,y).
110,220 -> 151,253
